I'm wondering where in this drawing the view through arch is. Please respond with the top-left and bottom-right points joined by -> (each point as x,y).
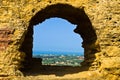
20,4 -> 98,75
33,18 -> 84,66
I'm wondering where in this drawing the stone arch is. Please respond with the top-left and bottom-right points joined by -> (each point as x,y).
0,0 -> 120,79
20,3 -> 100,71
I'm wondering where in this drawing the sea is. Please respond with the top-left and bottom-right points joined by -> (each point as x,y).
33,51 -> 84,57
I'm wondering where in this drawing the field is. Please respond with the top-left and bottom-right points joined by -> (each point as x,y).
33,54 -> 84,66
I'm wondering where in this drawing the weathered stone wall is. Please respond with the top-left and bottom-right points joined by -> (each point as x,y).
0,0 -> 120,79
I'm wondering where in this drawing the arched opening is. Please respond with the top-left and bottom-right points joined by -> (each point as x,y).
20,4 -> 99,75
33,18 -> 84,66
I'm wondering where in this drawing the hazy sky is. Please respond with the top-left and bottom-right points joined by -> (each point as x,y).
33,18 -> 84,53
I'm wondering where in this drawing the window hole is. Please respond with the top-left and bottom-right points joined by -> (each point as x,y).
33,18 -> 84,66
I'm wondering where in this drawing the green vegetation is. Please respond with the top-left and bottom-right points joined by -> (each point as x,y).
34,55 -> 84,66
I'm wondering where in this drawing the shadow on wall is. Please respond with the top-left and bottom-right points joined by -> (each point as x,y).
22,58 -> 88,76
20,3 -> 99,76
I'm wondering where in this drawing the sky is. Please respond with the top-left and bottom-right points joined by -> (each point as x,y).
33,18 -> 84,53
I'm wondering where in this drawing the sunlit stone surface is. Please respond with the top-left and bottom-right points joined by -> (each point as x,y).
0,0 -> 120,80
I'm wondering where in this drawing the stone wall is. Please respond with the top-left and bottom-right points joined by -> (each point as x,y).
0,0 -> 120,79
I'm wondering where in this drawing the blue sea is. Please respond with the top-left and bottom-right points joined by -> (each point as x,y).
33,51 -> 84,57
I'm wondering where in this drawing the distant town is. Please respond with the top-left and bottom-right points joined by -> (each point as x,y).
34,54 -> 84,66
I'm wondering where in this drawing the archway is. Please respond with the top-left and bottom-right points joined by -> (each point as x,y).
20,4 -> 99,72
